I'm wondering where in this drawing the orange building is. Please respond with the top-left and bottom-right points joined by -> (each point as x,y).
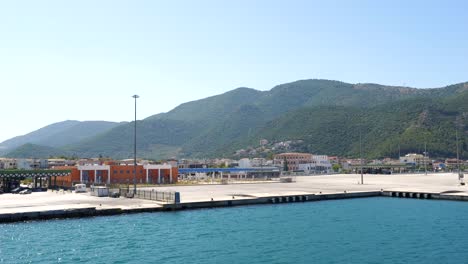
53,164 -> 178,187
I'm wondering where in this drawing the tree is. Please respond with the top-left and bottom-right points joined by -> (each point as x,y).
283,157 -> 288,171
332,163 -> 341,172
267,152 -> 274,160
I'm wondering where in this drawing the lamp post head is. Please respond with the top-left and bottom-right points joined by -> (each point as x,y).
132,95 -> 139,99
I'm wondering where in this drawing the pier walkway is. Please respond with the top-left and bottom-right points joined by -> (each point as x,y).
145,173 -> 467,202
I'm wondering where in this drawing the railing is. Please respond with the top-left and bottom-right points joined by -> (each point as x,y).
118,188 -> 178,203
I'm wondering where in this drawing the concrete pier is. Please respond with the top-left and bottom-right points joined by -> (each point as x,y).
1,173 -> 467,223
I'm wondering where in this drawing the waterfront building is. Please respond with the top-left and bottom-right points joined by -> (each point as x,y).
0,158 -> 17,169
178,166 -> 280,181
166,159 -> 178,168
177,159 -> 207,169
16,159 -> 48,170
211,158 -> 238,168
328,156 -> 339,164
298,155 -> 332,174
47,158 -> 76,168
251,158 -> 267,167
274,153 -> 313,171
400,153 -> 431,167
341,158 -> 366,170
237,158 -> 267,168
76,158 -> 106,166
52,163 -> 178,188
238,158 -> 252,168
445,158 -> 462,171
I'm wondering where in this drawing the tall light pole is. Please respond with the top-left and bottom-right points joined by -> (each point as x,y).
360,129 -> 363,184
132,94 -> 139,194
456,130 -> 461,175
424,142 -> 427,176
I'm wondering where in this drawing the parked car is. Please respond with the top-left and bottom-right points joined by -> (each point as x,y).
19,189 -> 32,195
11,187 -> 29,194
110,191 -> 120,198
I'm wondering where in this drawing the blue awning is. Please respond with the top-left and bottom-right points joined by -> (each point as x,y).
179,167 -> 279,174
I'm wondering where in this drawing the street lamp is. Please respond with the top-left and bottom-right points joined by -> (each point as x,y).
424,142 -> 427,176
132,94 -> 139,194
359,125 -> 364,184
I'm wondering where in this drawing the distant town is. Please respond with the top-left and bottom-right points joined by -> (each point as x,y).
1,152 -> 466,173
1,143 -> 466,193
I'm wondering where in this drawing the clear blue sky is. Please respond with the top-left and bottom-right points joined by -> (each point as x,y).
0,0 -> 467,142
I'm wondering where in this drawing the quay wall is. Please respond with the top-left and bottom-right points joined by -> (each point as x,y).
2,190 -> 468,223
163,191 -> 382,210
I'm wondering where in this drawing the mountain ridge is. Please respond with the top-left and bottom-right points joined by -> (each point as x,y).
4,79 -> 468,160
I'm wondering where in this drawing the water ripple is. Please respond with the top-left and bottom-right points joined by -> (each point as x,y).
1,198 -> 468,263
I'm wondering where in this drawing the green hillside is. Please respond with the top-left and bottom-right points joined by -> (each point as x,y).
181,104 -> 266,157
40,121 -> 121,147
62,119 -> 203,159
246,97 -> 468,159
5,80 -> 468,160
149,87 -> 263,122
255,80 -> 425,119
6,143 -> 69,158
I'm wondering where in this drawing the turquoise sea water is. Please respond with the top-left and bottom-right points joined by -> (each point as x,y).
1,197 -> 468,264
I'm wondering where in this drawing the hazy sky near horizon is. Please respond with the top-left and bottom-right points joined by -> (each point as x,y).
1,0 -> 467,142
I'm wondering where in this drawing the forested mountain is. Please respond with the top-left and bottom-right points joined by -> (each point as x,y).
6,144 -> 71,159
5,79 -> 468,160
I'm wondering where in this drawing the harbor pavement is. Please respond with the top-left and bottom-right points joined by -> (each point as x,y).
146,172 -> 468,202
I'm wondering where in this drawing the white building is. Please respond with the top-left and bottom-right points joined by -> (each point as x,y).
0,158 -> 17,169
238,158 -> 252,168
298,155 -> 332,174
15,159 -> 48,170
251,158 -> 267,167
400,153 -> 430,166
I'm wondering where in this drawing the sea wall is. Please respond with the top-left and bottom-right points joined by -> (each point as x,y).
2,190 -> 468,223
